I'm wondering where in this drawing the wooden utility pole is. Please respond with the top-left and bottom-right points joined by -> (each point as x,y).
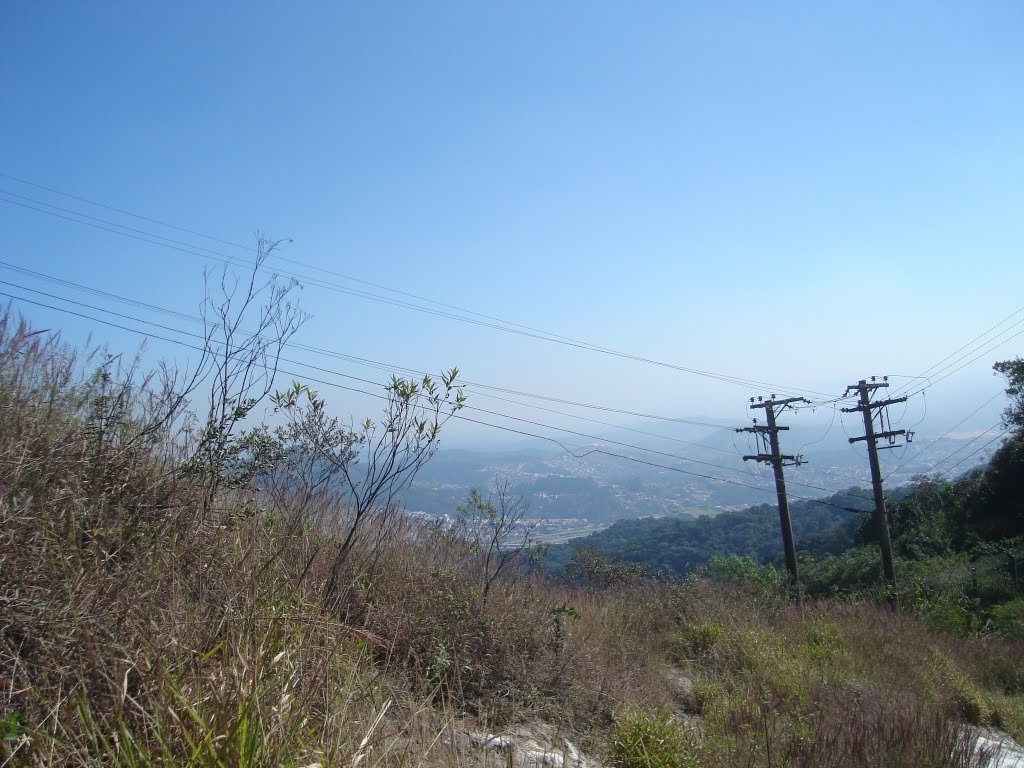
737,395 -> 808,601
842,378 -> 911,600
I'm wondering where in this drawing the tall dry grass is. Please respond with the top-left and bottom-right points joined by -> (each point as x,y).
2,311 -> 1022,767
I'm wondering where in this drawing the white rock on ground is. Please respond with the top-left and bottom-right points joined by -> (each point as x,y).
456,724 -> 596,768
969,726 -> 1024,768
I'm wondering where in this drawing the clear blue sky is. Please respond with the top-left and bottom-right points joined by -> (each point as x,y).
2,3 -> 1022,447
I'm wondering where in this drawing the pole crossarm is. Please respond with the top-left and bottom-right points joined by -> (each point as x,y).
750,396 -> 808,410
843,380 -> 889,397
842,396 -> 908,413
849,429 -> 907,444
742,453 -> 800,463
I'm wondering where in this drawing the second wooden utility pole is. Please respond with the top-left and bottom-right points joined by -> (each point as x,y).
738,396 -> 808,601
842,378 -> 910,600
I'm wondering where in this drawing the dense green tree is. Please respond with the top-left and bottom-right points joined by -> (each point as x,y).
545,490 -> 867,578
959,434 -> 1024,541
993,357 -> 1024,434
953,359 -> 1024,542
857,476 -> 962,558
564,545 -> 649,588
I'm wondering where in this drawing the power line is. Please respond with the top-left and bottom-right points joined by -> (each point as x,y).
455,412 -> 860,508
0,288 -> 773,498
0,279 -> 763,481
0,187 -> 589,347
0,173 -> 610,343
0,285 -> 869,513
463,382 -> 735,430
3,193 -> 659,347
445,387 -> 742,455
938,429 -> 1010,477
0,171 -> 256,252
916,323 -> 1024,393
7,173 -> 1004,511
891,304 -> 1024,394
904,321 -> 1024,397
0,259 -> 739,433
793,402 -> 839,459
0,180 -> 835,398
3,273 -> 881,502
0,278 -> 803,491
884,389 -> 1005,481
928,423 -> 1005,474
891,303 -> 1024,397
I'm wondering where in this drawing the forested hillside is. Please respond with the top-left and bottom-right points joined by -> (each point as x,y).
544,488 -> 872,574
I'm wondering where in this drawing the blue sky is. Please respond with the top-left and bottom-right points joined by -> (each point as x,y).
2,2 -> 1022,448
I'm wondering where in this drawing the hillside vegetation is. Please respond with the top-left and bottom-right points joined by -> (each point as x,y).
551,353 -> 1024,640
3,308 -> 1024,767
545,390 -> 1024,639
543,489 -> 874,576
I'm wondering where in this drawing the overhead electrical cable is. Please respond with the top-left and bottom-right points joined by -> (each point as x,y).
0,259 -> 738,432
0,171 -> 257,252
0,279 -> 829,493
936,429 -> 1011,477
0,188 -> 590,347
883,389 -> 1006,481
440,387 -> 742,454
0,280 -> 768,481
0,180 -> 835,398
904,322 -> 1024,397
0,284 -> 873,510
926,423 -> 1006,474
0,175 -> 597,343
891,303 -> 1024,397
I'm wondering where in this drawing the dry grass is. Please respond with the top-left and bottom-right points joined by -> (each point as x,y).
1,311 -> 1022,767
